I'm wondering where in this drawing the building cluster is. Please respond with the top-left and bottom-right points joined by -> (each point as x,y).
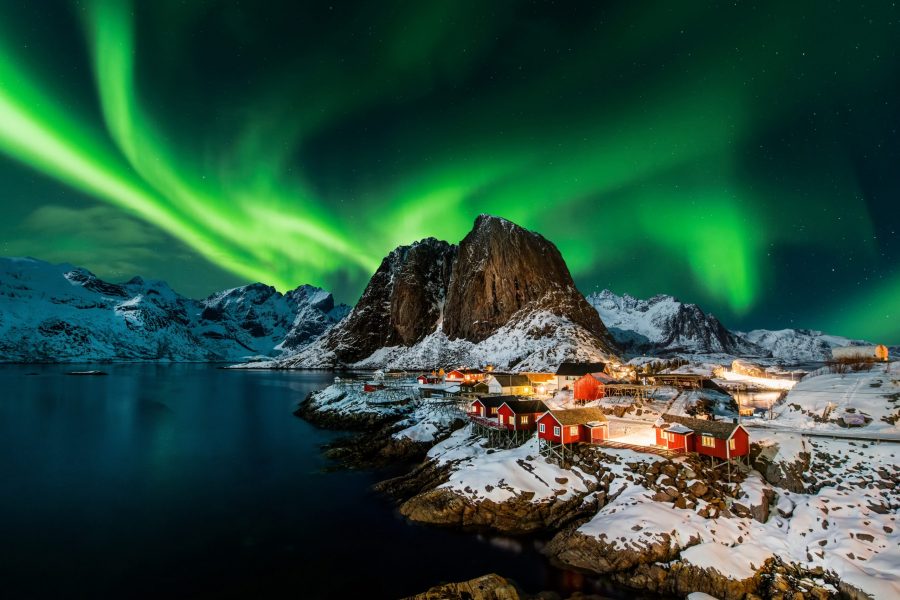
412,361 -> 749,464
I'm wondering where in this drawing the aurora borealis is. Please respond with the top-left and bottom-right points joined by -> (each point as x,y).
0,1 -> 897,341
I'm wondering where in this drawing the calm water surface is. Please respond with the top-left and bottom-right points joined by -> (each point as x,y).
0,364 -> 650,599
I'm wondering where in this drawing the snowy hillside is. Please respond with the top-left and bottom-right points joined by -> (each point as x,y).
587,290 -> 764,357
766,362 -> 900,434
736,328 -> 871,362
276,309 -> 614,371
0,257 -> 347,362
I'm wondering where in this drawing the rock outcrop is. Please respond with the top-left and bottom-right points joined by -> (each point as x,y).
306,238 -> 456,364
443,215 -> 609,344
403,574 -> 520,600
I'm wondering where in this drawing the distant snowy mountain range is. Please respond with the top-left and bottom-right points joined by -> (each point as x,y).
0,244 -> 882,365
0,257 -> 348,362
588,289 -> 875,362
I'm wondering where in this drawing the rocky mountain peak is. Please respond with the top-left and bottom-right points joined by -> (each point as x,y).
443,215 -> 612,345
292,215 -> 617,368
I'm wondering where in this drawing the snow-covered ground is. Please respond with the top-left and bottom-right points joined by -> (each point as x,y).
761,363 -> 900,434
428,426 -> 594,504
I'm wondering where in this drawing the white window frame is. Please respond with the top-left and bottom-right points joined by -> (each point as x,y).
499,414 -> 505,425
701,435 -> 716,448
569,426 -> 579,435
539,423 -> 545,433
729,438 -> 736,450
553,426 -> 561,436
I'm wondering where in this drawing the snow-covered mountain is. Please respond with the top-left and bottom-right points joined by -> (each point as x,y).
734,328 -> 870,362
0,257 -> 348,362
587,290 -> 764,357
276,215 -> 618,371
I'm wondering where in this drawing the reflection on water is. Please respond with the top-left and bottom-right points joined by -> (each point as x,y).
0,363 -> 664,600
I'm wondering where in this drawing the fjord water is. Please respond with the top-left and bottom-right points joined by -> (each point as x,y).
0,364 -> 641,599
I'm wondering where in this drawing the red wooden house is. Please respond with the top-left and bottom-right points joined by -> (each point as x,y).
445,368 -> 485,383
497,400 -> 548,431
573,372 -> 615,403
417,374 -> 442,385
537,408 -> 608,460
653,413 -> 750,462
469,396 -> 511,418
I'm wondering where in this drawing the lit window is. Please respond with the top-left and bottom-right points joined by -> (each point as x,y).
521,416 -> 529,424
729,438 -> 736,450
539,423 -> 546,433
570,426 -> 579,435
702,435 -> 716,448
491,407 -> 497,415
499,415 -> 505,425
554,426 -> 561,436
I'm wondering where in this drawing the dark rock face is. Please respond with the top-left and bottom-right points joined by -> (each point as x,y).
443,215 -> 611,344
321,238 -> 456,363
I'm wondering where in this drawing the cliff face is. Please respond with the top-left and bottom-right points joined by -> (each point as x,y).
320,238 -> 456,363
442,215 -> 610,344
286,215 -> 617,369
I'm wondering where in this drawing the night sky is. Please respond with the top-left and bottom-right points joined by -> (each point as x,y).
0,1 -> 897,342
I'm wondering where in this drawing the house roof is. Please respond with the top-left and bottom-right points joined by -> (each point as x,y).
555,362 -> 607,376
490,373 -> 531,387
500,399 -> 549,414
543,408 -> 608,426
657,413 -> 741,440
473,395 -> 517,409
665,423 -> 694,435
580,372 -> 615,384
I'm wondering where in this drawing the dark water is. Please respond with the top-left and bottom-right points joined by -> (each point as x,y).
0,364 -> 647,599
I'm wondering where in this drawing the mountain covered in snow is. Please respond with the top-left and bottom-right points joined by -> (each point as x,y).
276,215 -> 618,370
587,290 -> 765,357
0,257 -> 348,362
733,328 -> 873,362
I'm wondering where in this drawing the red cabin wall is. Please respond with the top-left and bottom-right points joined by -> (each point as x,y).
730,428 -> 750,457
538,415 -> 581,442
654,427 -> 666,446
573,375 -> 605,402
696,436 -> 728,459
498,404 -> 514,428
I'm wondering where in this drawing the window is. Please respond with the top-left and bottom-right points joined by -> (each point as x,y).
521,415 -> 529,424
570,426 -> 579,435
539,423 -> 546,433
499,415 -> 505,425
701,435 -> 716,448
491,407 -> 497,415
666,432 -> 675,442
729,438 -> 736,450
553,426 -> 561,436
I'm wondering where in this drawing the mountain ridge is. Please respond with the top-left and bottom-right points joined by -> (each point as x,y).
0,257 -> 348,362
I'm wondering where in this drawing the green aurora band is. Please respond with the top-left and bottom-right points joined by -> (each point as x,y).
0,0 -> 897,341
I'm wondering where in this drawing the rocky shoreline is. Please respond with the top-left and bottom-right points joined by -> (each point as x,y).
298,384 -> 889,599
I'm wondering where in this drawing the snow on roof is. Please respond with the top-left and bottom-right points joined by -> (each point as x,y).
660,413 -> 739,439
665,423 -> 694,435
